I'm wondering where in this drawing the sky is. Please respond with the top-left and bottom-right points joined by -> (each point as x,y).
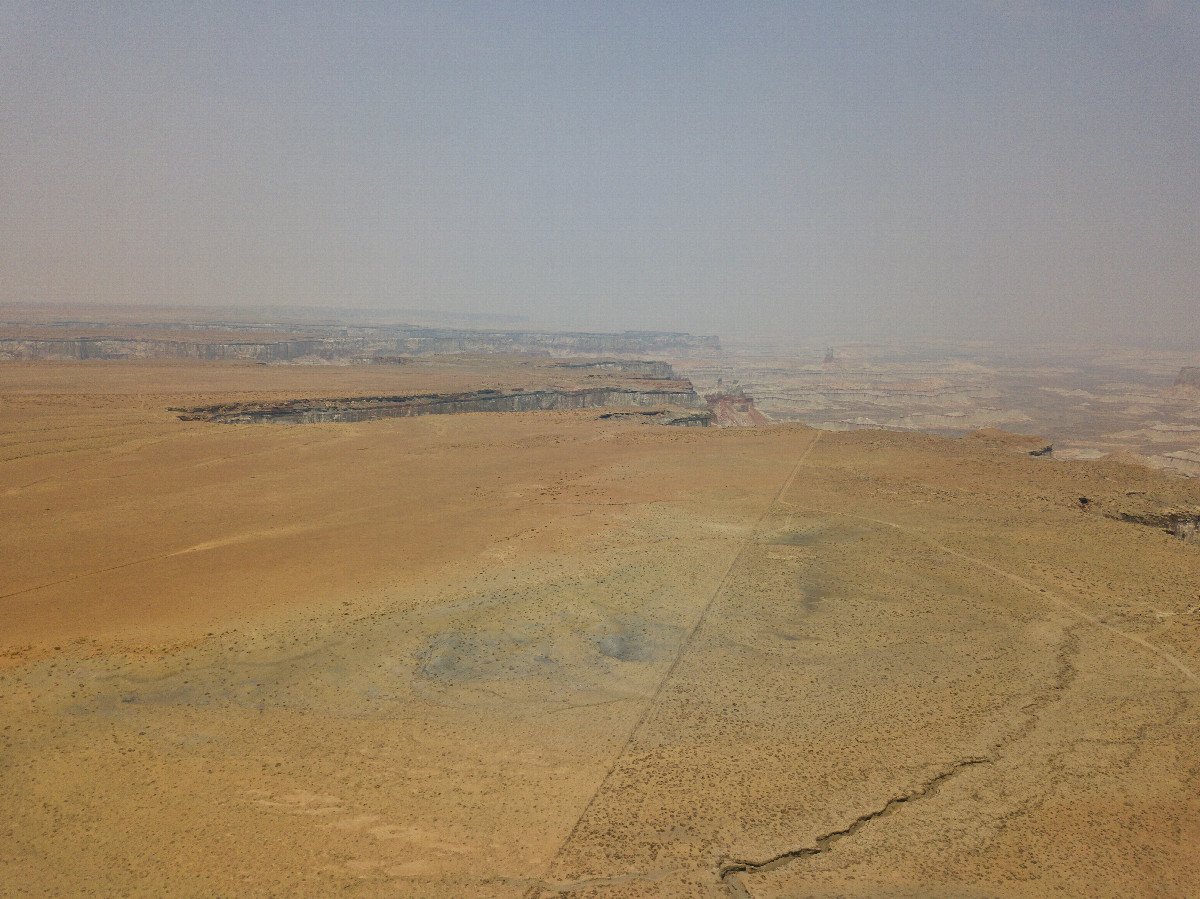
2,1 -> 1197,345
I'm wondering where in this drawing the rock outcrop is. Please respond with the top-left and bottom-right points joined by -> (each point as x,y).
705,392 -> 770,427
375,329 -> 719,357
1111,508 -> 1200,541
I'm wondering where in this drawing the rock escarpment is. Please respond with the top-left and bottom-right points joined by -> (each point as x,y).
1157,449 -> 1200,476
1,329 -> 718,362
551,360 -> 676,379
0,337 -> 336,362
1109,507 -> 1200,541
174,384 -> 707,425
597,408 -> 712,427
1084,490 -> 1200,542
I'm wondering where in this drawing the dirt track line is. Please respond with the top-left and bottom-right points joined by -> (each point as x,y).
0,525 -> 316,603
524,430 -> 822,897
0,554 -> 173,602
783,503 -> 1200,689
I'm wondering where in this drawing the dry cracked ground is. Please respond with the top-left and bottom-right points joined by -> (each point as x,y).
3,360 -> 1200,898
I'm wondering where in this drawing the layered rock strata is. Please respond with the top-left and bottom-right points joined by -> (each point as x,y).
0,337 -> 335,362
596,408 -> 713,426
551,360 -> 677,379
1,329 -> 718,362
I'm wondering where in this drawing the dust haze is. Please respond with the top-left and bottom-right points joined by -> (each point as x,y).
3,305 -> 1200,896
4,3 -> 1200,896
2,3 -> 1197,346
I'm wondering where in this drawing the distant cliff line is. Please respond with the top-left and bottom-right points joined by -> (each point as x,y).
0,329 -> 719,362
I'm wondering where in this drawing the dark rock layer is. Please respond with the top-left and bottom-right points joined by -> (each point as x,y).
174,385 -> 707,425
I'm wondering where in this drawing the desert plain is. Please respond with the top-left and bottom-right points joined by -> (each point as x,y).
3,349 -> 1200,898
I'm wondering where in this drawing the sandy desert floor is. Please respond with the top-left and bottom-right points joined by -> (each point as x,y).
3,360 -> 1200,897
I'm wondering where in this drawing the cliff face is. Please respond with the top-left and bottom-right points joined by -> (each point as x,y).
552,360 -> 677,379
0,330 -> 718,362
597,408 -> 713,427
372,330 -> 719,356
1111,508 -> 1200,542
175,384 -> 706,424
1092,489 -> 1200,542
0,337 -> 341,362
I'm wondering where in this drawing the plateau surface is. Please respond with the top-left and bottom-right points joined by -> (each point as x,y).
3,353 -> 1199,897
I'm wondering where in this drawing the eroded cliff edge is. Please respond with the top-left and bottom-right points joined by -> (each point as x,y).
173,383 -> 710,425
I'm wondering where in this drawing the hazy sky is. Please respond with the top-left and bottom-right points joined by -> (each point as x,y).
2,2 -> 1197,344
